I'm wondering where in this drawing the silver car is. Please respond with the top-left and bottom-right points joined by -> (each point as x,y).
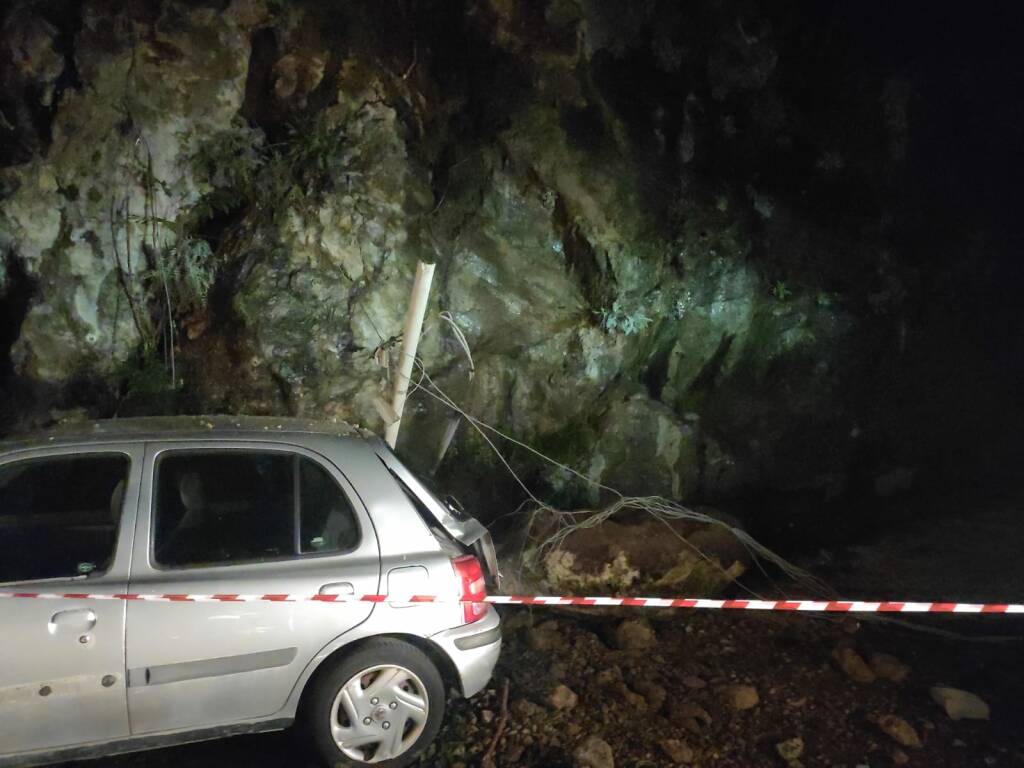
0,416 -> 501,767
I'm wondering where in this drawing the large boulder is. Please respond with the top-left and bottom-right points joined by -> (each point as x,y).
528,506 -> 750,596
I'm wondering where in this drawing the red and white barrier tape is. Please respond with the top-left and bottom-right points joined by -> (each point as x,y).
0,591 -> 1021,613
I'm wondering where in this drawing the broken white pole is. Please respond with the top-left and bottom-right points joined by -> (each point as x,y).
385,261 -> 436,448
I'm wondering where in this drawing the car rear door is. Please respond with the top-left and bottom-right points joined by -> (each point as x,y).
124,440 -> 381,735
0,444 -> 142,758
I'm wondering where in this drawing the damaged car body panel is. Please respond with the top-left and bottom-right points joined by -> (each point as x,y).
0,416 -> 501,768
375,441 -> 500,586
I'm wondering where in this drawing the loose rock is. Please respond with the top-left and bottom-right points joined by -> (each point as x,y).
615,682 -> 647,710
682,675 -> 707,690
635,680 -> 667,712
877,715 -> 922,748
574,735 -> 615,768
721,683 -> 760,711
871,653 -> 910,683
776,737 -> 804,762
660,738 -> 695,764
833,647 -> 877,684
671,701 -> 714,735
930,686 -> 990,721
614,618 -> 657,651
549,684 -> 579,711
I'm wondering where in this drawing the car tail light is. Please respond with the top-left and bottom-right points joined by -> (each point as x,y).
452,554 -> 487,624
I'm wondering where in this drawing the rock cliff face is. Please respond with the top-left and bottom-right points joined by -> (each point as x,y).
0,0 -> 1018,521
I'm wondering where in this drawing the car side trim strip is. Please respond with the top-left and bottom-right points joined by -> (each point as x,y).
128,648 -> 297,687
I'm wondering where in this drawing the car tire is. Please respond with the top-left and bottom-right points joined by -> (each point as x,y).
306,638 -> 446,768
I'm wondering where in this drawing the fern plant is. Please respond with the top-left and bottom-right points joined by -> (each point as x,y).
600,299 -> 653,335
167,236 -> 215,304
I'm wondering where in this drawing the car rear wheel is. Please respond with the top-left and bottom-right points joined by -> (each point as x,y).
307,639 -> 445,767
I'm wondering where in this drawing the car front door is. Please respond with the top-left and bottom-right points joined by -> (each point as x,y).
0,444 -> 142,759
125,440 -> 381,735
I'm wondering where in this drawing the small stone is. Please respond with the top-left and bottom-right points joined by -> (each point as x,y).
682,675 -> 707,689
930,686 -> 990,721
635,680 -> 667,712
775,737 -> 804,762
877,715 -> 922,748
615,618 -> 657,650
871,653 -> 910,683
834,647 -> 877,684
481,709 -> 494,724
615,682 -> 647,710
550,684 -> 579,711
672,701 -> 713,734
721,683 -> 760,711
892,747 -> 910,765
660,738 -> 695,764
574,735 -> 615,768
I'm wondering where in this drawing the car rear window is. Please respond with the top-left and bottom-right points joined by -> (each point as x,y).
153,450 -> 359,568
0,453 -> 129,583
387,467 -> 462,553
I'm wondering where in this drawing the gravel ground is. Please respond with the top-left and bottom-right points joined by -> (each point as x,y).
62,505 -> 1024,768
61,606 -> 1024,768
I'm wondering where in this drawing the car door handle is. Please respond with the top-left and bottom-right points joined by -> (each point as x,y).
319,582 -> 355,596
48,608 -> 97,634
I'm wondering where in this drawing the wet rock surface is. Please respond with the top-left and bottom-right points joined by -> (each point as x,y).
2,0 -> 1020,520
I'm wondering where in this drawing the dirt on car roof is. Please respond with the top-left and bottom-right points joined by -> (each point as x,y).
0,414 -> 374,448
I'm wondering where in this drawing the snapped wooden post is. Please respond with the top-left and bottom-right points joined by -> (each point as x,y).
384,261 -> 436,449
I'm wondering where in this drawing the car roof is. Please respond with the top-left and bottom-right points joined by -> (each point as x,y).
0,414 -> 378,451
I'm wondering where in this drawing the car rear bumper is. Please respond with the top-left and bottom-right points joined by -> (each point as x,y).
429,606 -> 501,698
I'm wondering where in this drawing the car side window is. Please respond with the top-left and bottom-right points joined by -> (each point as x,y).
0,454 -> 130,583
153,451 -> 360,568
300,457 -> 359,554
